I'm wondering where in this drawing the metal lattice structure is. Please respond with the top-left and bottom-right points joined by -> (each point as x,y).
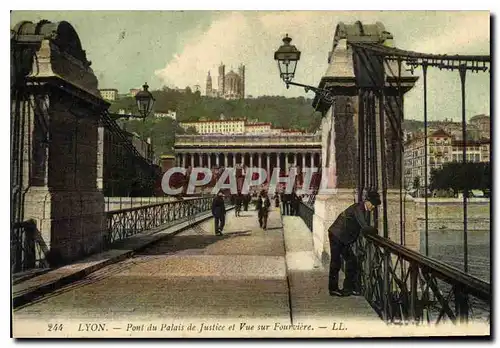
11,220 -> 50,273
351,41 -> 490,324
353,233 -> 490,325
297,37 -> 491,325
101,111 -> 161,197
106,196 -> 213,244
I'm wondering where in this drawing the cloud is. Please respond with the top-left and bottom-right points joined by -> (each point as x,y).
154,12 -> 251,91
409,12 -> 490,54
153,11 -> 338,96
153,11 -> 490,101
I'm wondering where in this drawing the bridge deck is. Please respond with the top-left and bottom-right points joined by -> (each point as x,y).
13,207 -> 382,338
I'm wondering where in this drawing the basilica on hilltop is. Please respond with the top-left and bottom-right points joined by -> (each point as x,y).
206,62 -> 245,100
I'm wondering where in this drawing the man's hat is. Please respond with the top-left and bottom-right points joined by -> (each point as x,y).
366,191 -> 381,206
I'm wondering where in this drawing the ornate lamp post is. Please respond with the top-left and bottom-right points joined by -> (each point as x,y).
274,34 -> 334,104
108,82 -> 155,120
134,82 -> 155,118
107,83 -> 156,162
274,34 -> 301,86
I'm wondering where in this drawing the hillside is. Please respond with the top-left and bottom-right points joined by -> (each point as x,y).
110,87 -> 323,157
110,88 -> 463,159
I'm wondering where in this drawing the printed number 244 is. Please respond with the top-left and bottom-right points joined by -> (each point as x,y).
48,324 -> 63,331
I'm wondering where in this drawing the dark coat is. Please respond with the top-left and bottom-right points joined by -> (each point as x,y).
328,203 -> 375,245
235,195 -> 243,207
255,196 -> 271,212
212,196 -> 226,218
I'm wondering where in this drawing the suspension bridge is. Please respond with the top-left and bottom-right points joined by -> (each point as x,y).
10,19 -> 490,337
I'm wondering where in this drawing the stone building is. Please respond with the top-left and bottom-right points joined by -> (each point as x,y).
469,114 -> 490,139
404,128 -> 491,191
179,118 -> 304,135
99,88 -> 118,101
404,129 -> 453,190
173,133 -> 321,180
180,118 -> 246,135
206,62 -> 245,99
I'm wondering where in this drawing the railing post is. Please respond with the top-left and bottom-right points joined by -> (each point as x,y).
363,237 -> 371,298
454,285 -> 469,324
383,249 -> 391,322
24,221 -> 36,271
13,227 -> 22,273
409,263 -> 419,324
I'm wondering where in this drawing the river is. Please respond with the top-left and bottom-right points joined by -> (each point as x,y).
418,228 -> 490,322
420,228 -> 491,283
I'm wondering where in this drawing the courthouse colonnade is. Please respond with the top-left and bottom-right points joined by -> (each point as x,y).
173,134 -> 322,177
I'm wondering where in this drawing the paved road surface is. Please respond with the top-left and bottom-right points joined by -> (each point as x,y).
13,208 -> 385,337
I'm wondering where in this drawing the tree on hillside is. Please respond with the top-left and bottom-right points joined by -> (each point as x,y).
111,88 -> 322,158
184,126 -> 198,135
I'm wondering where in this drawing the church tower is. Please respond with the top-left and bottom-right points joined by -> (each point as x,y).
238,64 -> 245,99
218,63 -> 225,97
206,71 -> 212,96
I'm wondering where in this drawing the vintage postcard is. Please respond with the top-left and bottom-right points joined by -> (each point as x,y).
10,10 -> 491,338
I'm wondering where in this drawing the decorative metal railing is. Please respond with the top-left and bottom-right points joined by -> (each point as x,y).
306,193 -> 317,207
104,196 -> 178,212
105,196 -> 213,244
175,134 -> 322,146
11,219 -> 49,273
353,232 -> 490,325
297,201 -> 314,232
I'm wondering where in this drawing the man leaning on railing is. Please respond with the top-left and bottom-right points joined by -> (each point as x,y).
327,191 -> 381,297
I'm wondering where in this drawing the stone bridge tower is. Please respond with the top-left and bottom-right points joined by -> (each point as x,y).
11,20 -> 109,265
311,21 -> 419,265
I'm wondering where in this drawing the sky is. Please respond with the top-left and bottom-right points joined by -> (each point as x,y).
10,10 -> 491,122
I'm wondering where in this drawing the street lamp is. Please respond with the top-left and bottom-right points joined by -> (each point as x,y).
108,82 -> 155,120
135,82 -> 156,118
274,34 -> 301,85
274,34 -> 334,104
106,82 -> 156,162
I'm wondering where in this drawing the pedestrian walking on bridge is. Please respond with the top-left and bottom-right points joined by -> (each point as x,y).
235,192 -> 243,217
327,191 -> 380,297
282,192 -> 291,215
256,190 -> 271,230
212,190 -> 226,236
243,194 -> 250,211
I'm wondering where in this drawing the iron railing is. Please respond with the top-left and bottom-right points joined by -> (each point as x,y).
353,232 -> 490,325
104,196 -> 179,212
349,41 -> 491,275
11,219 -> 49,273
297,200 -> 314,232
295,197 -> 490,326
105,196 -> 213,244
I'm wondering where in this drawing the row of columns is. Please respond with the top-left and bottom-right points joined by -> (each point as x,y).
175,152 -> 321,175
